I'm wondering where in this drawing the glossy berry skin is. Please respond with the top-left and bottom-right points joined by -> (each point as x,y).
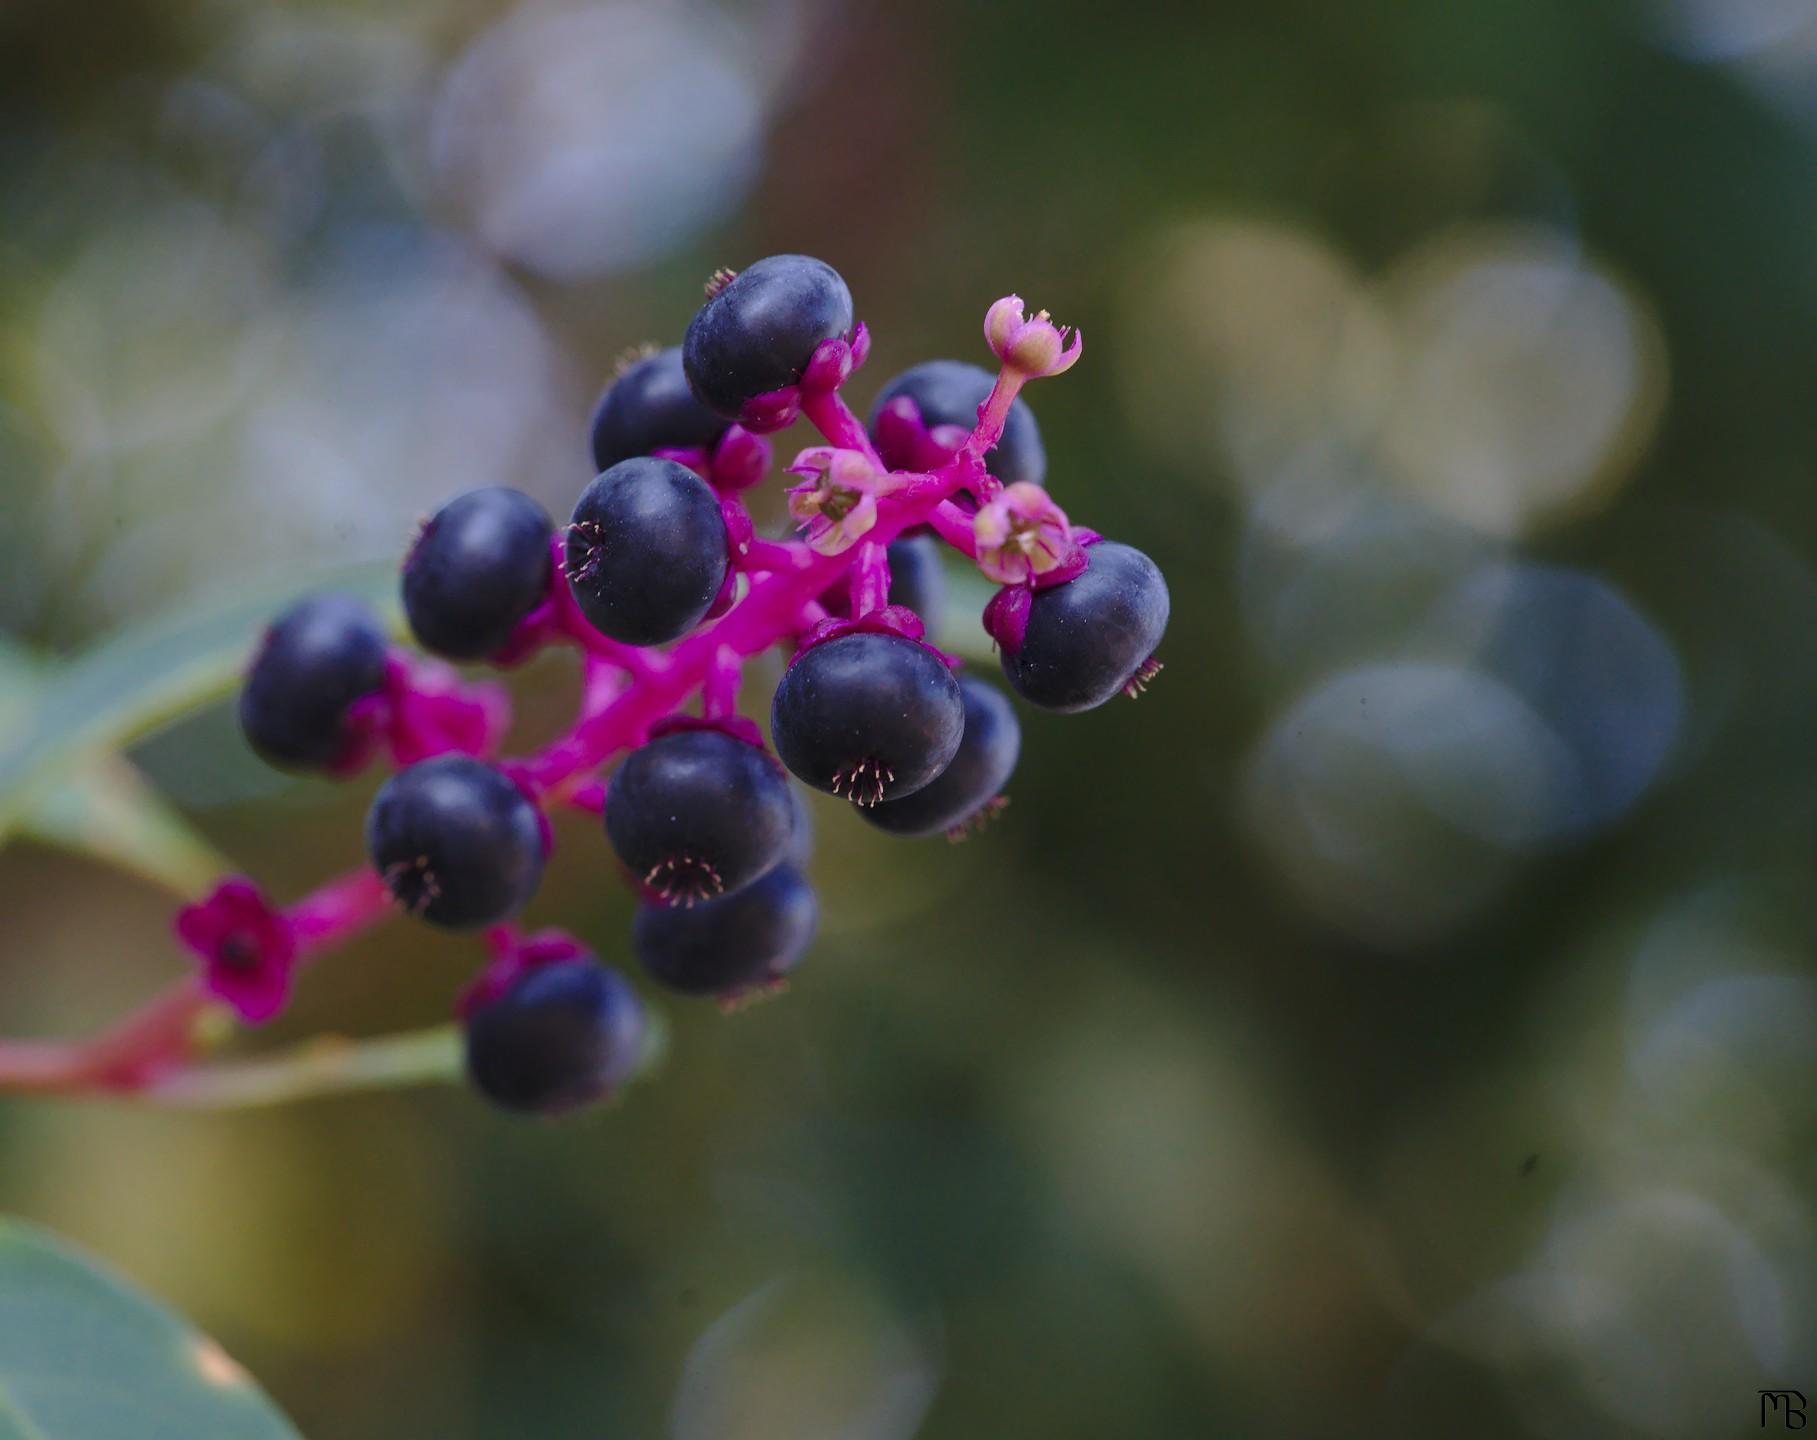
862,675 -> 1020,838
604,729 -> 794,905
239,592 -> 388,771
869,359 -> 1046,487
402,488 -> 553,661
683,255 -> 854,420
589,346 -> 727,471
633,864 -> 817,998
566,457 -> 727,646
771,633 -> 965,807
1001,542 -> 1170,713
464,958 -> 645,1115
365,755 -> 545,929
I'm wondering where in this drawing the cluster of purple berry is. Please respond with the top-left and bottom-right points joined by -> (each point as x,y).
232,255 -> 1170,1117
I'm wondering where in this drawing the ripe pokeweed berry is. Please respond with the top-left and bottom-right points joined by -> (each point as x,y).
402,487 -> 553,661
464,958 -> 645,1115
633,863 -> 817,999
365,755 -> 546,928
1001,541 -> 1170,713
566,457 -> 728,646
683,255 -> 854,421
604,728 -> 794,905
239,592 -> 389,771
868,359 -> 1046,487
589,345 -> 728,471
861,675 -> 1020,838
771,633 -> 965,807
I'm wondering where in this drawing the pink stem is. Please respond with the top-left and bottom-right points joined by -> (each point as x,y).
969,365 -> 1027,459
701,645 -> 743,719
287,869 -> 393,960
515,465 -> 967,793
850,541 -> 891,617
744,537 -> 814,574
0,979 -> 211,1093
926,500 -> 979,557
800,389 -> 885,469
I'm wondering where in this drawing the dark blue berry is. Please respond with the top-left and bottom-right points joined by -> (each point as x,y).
365,755 -> 545,928
771,633 -> 965,806
683,255 -> 853,420
464,958 -> 645,1115
589,346 -> 728,471
633,864 -> 817,998
868,359 -> 1046,486
604,729 -> 794,906
861,676 -> 1020,838
239,592 -> 388,771
1001,542 -> 1170,713
566,457 -> 727,646
402,487 -> 553,661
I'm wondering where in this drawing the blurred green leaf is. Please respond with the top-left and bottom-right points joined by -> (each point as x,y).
0,562 -> 398,834
1,632 -> 234,896
24,753 -> 234,899
0,1216 -> 302,1438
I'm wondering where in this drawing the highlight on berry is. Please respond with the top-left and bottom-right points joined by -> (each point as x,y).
152,254 -> 1170,1118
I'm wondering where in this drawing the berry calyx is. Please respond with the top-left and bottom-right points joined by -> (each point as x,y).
861,675 -> 1021,839
565,457 -> 728,646
402,488 -> 554,662
365,756 -> 546,929
604,729 -> 795,905
771,632 -> 965,806
589,345 -> 728,472
999,541 -> 1170,712
868,359 -> 1046,487
683,255 -> 854,425
633,863 -> 817,1000
239,592 -> 389,772
463,957 -> 645,1115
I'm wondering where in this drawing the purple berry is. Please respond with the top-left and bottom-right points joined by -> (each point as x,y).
566,457 -> 727,646
1001,542 -> 1170,713
683,255 -> 853,421
239,593 -> 388,771
589,346 -> 728,471
869,359 -> 1045,486
403,487 -> 553,661
861,675 -> 1020,838
770,633 -> 964,807
366,756 -> 545,929
604,729 -> 795,906
464,958 -> 645,1114
633,864 -> 817,998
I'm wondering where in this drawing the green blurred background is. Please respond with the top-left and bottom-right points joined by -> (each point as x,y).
3,0 -> 1816,1435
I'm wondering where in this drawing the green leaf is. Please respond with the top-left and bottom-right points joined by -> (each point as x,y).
0,1217 -> 302,1438
0,562 -> 398,834
22,753 -> 235,899
0,634 -> 236,897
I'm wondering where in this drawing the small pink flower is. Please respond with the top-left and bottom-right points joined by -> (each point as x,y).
786,447 -> 896,555
973,482 -> 1076,585
174,878 -> 298,1024
983,296 -> 1082,379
